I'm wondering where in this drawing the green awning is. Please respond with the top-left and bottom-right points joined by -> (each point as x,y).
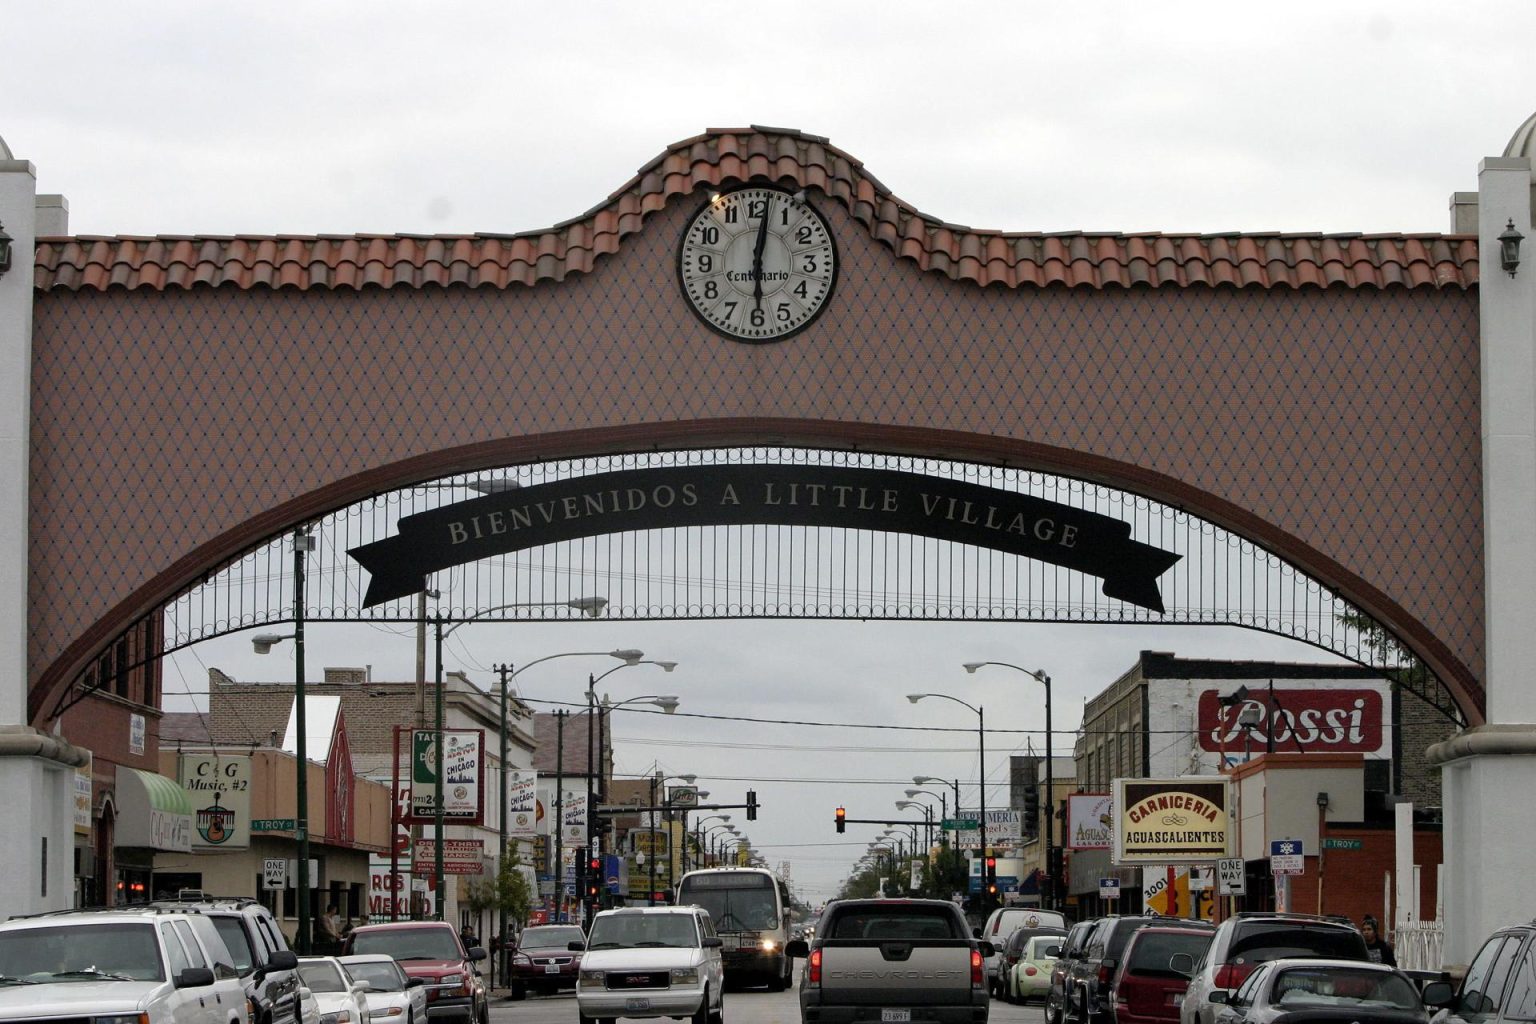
115,768 -> 194,851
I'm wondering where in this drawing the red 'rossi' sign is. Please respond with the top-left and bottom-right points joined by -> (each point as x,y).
1196,688 -> 1383,753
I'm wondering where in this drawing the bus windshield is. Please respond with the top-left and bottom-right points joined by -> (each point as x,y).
677,872 -> 782,933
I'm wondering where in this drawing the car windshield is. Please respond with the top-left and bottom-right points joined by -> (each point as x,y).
1271,967 -> 1420,1010
1027,936 -> 1064,959
350,928 -> 462,961
0,922 -> 165,982
344,962 -> 404,992
520,926 -> 585,950
1127,931 -> 1214,977
587,915 -> 699,949
1231,924 -> 1366,964
298,961 -> 347,993
677,888 -> 778,933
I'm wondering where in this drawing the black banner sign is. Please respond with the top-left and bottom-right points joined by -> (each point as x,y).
349,465 -> 1181,611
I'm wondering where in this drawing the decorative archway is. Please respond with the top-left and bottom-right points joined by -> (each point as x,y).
27,127 -> 1482,725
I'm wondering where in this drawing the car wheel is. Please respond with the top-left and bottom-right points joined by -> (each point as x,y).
691,987 -> 711,1024
710,989 -> 726,1024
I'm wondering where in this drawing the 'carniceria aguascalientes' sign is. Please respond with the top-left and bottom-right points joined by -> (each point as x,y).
349,465 -> 1181,611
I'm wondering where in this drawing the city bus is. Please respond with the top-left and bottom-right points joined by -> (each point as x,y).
675,866 -> 794,990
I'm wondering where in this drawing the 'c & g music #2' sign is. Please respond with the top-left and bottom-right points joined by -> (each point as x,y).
349,465 -> 1182,611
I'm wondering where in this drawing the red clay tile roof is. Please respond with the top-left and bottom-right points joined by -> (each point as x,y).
32,126 -> 1480,293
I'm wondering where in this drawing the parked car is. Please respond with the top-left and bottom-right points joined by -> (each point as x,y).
506,923 -> 585,1000
339,954 -> 427,1024
1210,958 -> 1430,1024
995,926 -> 1067,999
575,906 -> 725,1024
299,956 -> 372,1024
1010,932 -> 1068,1004
1112,925 -> 1217,1024
1419,917 -> 1536,1024
1179,914 -> 1371,1024
981,908 -> 1069,994
151,893 -> 305,1024
1050,920 -> 1103,1024
342,921 -> 488,1024
0,906 -> 249,1024
1069,916 -> 1214,1024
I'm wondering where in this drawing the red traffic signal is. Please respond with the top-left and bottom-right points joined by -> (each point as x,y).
589,856 -> 601,871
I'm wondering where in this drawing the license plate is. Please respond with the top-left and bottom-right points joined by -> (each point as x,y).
544,964 -> 561,974
881,1011 -> 911,1023
626,998 -> 652,1011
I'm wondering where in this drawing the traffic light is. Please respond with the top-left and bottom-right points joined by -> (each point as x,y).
746,790 -> 758,821
1023,785 -> 1040,836
835,807 -> 846,833
588,856 -> 601,897
985,854 -> 999,897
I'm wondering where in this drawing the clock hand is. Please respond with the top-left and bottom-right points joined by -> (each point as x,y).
752,194 -> 772,311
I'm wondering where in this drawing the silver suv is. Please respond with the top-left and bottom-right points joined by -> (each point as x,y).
1179,914 -> 1368,1024
0,906 -> 250,1024
151,894 -> 304,1024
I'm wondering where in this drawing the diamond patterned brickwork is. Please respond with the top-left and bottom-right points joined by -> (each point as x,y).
26,127 -> 1485,723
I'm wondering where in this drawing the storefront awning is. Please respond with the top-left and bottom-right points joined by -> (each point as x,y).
115,768 -> 194,852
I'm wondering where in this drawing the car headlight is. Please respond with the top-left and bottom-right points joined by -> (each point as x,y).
760,939 -> 778,952
370,1008 -> 404,1018
439,974 -> 464,987
94,1015 -> 150,1024
670,967 -> 700,984
579,969 -> 606,985
319,1014 -> 340,1024
512,953 -> 533,965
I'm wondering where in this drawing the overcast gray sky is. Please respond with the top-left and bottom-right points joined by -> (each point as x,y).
9,0 -> 1533,901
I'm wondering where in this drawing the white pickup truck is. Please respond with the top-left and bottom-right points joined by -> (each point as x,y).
785,898 -> 994,1024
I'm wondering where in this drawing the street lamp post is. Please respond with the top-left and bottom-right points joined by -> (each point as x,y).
251,528 -> 315,952
965,661 -> 1054,910
906,692 -> 986,907
896,799 -> 935,849
433,598 -> 621,918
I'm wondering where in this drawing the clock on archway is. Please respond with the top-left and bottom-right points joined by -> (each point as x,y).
678,185 -> 838,343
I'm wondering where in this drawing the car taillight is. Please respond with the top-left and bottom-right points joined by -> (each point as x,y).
1213,964 -> 1250,990
809,949 -> 822,985
1024,966 -> 1038,976
971,950 -> 985,986
1098,959 -> 1116,986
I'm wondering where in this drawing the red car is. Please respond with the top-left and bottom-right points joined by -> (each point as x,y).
342,922 -> 488,1024
506,923 -> 585,1000
1112,926 -> 1216,1024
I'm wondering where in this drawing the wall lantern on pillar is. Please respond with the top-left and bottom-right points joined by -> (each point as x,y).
0,221 -> 13,279
1499,218 -> 1524,277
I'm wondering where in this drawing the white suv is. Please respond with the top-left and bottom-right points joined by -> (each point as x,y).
575,906 -> 725,1024
0,907 -> 251,1024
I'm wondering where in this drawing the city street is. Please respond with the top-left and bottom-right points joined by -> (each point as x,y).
488,971 -> 1048,1024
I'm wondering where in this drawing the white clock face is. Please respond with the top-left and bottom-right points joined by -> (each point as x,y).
678,186 -> 837,343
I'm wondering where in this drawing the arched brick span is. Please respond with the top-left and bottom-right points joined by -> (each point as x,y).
27,127 -> 1484,725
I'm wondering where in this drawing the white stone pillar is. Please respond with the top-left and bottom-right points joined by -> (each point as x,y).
1432,149 -> 1536,966
0,136 -> 35,727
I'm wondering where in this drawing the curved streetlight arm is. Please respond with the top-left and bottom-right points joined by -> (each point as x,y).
589,658 -> 678,693
441,596 -> 611,639
906,691 -> 980,715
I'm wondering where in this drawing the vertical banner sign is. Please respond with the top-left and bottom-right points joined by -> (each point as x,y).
74,752 -> 94,836
179,754 -> 252,849
562,792 -> 589,844
910,859 -> 925,891
507,770 -> 539,838
409,729 -> 485,823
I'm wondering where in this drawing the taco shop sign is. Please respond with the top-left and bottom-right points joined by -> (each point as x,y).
1112,777 -> 1231,865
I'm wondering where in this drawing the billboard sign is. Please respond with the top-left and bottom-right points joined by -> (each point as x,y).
1113,777 -> 1231,864
1197,688 -> 1385,755
179,753 -> 252,849
1066,793 -> 1113,849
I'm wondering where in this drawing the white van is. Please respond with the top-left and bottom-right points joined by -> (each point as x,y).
980,907 -> 1069,996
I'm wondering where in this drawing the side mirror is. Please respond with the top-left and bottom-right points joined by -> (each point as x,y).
352,980 -> 372,992
702,937 -> 724,949
568,941 -> 586,952
973,927 -> 983,939
785,940 -> 809,958
1045,945 -> 1063,958
1168,953 -> 1195,977
978,942 -> 996,959
176,966 -> 217,989
1421,982 -> 1455,1008
268,950 -> 299,971
467,947 -> 487,962
405,977 -> 426,989
1208,992 -> 1229,1005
